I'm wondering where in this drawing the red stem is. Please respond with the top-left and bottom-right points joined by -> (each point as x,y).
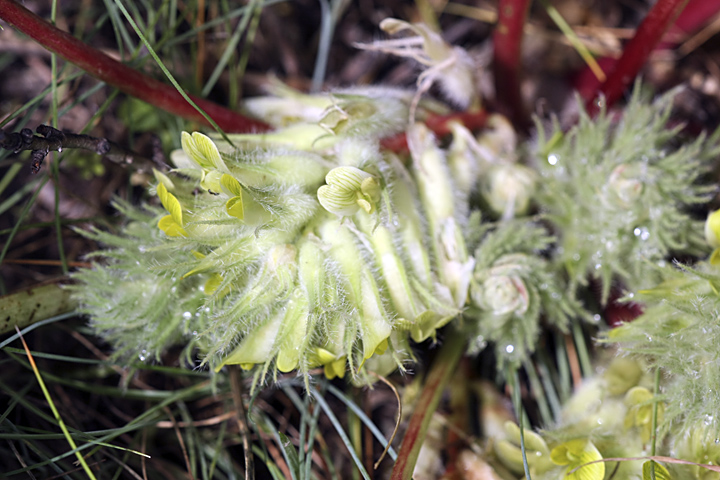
390,328 -> 465,480
380,110 -> 489,153
492,0 -> 532,131
584,0 -> 690,116
0,0 -> 270,133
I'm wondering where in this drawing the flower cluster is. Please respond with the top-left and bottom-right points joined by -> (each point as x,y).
70,78 -> 720,389
71,90 -> 473,384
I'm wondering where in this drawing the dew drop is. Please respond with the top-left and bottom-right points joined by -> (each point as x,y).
57,147 -> 62,153
634,227 -> 650,240
572,253 -> 581,261
505,344 -> 515,354
548,154 -> 559,166
138,350 -> 147,361
183,311 -> 192,320
138,245 -> 146,253
593,314 -> 601,322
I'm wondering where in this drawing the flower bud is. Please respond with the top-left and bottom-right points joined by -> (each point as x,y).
317,166 -> 381,216
605,164 -> 644,208
472,271 -> 529,317
705,208 -> 720,249
181,131 -> 227,171
481,163 -> 536,219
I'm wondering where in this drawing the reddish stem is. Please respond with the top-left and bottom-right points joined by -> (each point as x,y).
0,0 -> 270,133
380,110 -> 489,153
584,0 -> 690,116
492,0 -> 532,131
390,328 -> 465,480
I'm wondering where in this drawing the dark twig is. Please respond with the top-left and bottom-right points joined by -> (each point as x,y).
0,0 -> 271,133
0,125 -> 153,174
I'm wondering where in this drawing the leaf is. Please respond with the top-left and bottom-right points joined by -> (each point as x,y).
0,283 -> 77,335
156,182 -> 183,226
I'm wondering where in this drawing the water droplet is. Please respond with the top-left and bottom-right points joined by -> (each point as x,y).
192,330 -> 198,336
183,311 -> 192,320
594,263 -> 602,270
204,307 -> 211,313
171,286 -> 177,293
572,253 -> 581,261
548,154 -> 559,166
593,314 -> 601,322
505,344 -> 515,354
138,245 -> 146,253
138,349 -> 147,361
634,226 -> 650,240
57,147 -> 62,153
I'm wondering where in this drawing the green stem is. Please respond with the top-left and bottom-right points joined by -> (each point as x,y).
390,326 -> 465,480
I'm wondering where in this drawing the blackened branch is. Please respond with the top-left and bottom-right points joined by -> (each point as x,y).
0,125 -> 157,174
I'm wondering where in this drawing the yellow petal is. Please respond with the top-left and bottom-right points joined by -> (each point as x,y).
203,273 -> 223,295
181,131 -> 225,170
157,183 -> 183,226
550,439 -> 605,480
642,461 -> 671,480
324,356 -> 347,379
158,215 -> 187,237
226,196 -> 245,220
221,173 -> 243,196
